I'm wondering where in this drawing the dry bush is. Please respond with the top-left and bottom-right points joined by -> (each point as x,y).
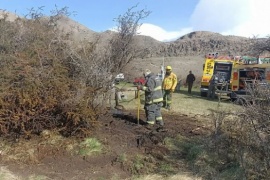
0,8 -> 98,138
0,6 -> 150,139
206,38 -> 270,179
0,8 -> 99,138
209,83 -> 270,179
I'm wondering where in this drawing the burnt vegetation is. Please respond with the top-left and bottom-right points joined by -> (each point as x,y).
0,6 -> 150,139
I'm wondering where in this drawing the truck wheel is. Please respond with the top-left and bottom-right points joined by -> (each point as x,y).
235,97 -> 246,105
200,92 -> 207,97
230,98 -> 237,102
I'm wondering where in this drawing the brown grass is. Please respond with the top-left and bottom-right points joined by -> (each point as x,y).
0,166 -> 20,180
135,174 -> 202,180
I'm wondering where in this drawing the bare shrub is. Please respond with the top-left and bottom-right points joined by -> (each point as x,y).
63,5 -> 151,108
250,36 -> 270,56
204,36 -> 270,179
209,83 -> 270,179
109,5 -> 151,74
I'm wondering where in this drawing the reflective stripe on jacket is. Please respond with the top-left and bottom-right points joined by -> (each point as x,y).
141,73 -> 163,104
162,72 -> 177,90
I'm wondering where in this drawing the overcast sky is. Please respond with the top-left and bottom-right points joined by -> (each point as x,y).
1,0 -> 269,42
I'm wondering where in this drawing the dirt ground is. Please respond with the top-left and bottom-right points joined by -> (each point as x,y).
1,108 -> 210,180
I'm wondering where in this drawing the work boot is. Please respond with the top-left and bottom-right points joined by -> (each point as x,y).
156,125 -> 167,132
156,120 -> 164,126
144,120 -> 155,130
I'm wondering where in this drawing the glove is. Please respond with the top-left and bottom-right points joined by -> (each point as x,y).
171,89 -> 175,93
137,85 -> 142,90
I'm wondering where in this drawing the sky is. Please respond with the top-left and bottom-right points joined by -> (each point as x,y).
1,0 -> 270,42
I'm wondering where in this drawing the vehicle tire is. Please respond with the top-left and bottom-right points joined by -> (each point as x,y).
230,98 -> 237,102
235,97 -> 246,105
200,92 -> 207,97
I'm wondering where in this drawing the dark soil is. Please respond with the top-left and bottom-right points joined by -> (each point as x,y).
4,109 -> 210,180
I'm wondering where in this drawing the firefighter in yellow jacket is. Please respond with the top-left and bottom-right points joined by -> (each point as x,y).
162,66 -> 177,110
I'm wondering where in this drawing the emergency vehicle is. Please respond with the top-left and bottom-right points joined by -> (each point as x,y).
200,54 -> 240,97
230,63 -> 270,101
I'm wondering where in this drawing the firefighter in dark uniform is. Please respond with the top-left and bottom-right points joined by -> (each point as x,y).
137,69 -> 164,126
208,73 -> 219,99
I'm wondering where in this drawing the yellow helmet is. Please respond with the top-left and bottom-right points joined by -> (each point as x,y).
166,66 -> 172,71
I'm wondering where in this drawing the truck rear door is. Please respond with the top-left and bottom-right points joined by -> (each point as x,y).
213,62 -> 233,83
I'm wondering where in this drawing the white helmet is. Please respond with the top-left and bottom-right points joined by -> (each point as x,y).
144,69 -> 151,76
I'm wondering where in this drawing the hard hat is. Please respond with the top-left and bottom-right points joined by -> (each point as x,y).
166,66 -> 172,70
144,69 -> 151,76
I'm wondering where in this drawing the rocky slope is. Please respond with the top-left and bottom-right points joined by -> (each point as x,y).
50,15 -> 255,58
0,10 -> 255,57
165,31 -> 253,56
134,31 -> 255,58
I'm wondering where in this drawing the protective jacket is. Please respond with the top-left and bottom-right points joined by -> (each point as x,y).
141,73 -> 163,104
162,72 -> 177,90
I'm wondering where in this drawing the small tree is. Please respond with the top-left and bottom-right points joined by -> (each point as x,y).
64,5 -> 151,108
250,36 -> 270,56
109,5 -> 151,74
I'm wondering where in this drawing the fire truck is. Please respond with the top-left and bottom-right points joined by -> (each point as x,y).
200,53 -> 240,97
201,53 -> 270,100
230,62 -> 270,101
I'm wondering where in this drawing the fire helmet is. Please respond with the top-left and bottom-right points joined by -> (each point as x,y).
166,66 -> 172,71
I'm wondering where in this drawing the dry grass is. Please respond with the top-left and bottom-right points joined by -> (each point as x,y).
0,131 -> 78,164
119,86 -> 242,117
0,166 -> 20,180
135,174 -> 202,180
126,56 -> 204,81
0,166 -> 52,180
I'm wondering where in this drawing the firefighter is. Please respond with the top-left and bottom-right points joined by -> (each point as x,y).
185,70 -> 196,94
207,72 -> 219,99
162,66 -> 177,110
137,69 -> 164,126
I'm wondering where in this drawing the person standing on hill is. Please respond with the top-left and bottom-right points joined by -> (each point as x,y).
185,70 -> 196,94
137,69 -> 164,126
162,66 -> 177,110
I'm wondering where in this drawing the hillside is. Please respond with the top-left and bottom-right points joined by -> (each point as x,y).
49,15 -> 256,82
0,10 -> 255,57
124,31 -> 254,80
0,10 -> 257,81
